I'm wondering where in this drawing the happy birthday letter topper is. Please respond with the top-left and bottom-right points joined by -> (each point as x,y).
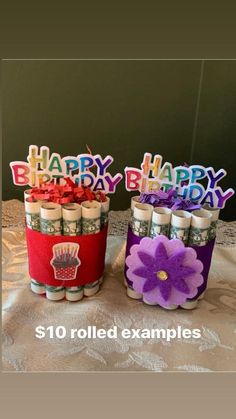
125,153 -> 235,208
10,145 -> 123,194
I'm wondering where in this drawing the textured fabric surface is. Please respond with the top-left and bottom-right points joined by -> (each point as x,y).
2,222 -> 236,372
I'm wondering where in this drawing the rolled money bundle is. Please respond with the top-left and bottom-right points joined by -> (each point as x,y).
203,205 -> 220,240
82,200 -> 101,296
188,209 -> 212,246
150,207 -> 172,238
98,196 -> 110,286
25,198 -> 45,294
45,285 -> 65,301
65,286 -> 83,302
100,196 -> 110,229
40,203 -> 64,301
83,280 -> 100,297
62,203 -> 83,302
130,195 -> 140,217
81,200 -> 101,235
25,198 -> 41,232
24,189 -> 33,201
169,210 -> 192,244
40,202 -> 62,236
62,203 -> 82,236
132,203 -> 153,237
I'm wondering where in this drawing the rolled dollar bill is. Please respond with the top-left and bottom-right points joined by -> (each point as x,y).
130,195 -> 140,217
98,196 -> 110,286
81,200 -> 101,296
24,189 -> 33,202
40,203 -> 64,301
100,196 -> 110,229
188,209 -> 212,246
25,198 -> 41,232
132,203 -> 153,237
62,203 -> 82,236
169,210 -> 192,244
65,286 -> 84,302
150,207 -> 172,238
203,205 -> 220,240
40,202 -> 62,236
83,280 -> 100,297
62,203 -> 83,302
25,198 -> 45,294
45,285 -> 66,301
81,200 -> 101,235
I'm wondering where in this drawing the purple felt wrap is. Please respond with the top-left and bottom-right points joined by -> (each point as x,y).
124,226 -> 215,300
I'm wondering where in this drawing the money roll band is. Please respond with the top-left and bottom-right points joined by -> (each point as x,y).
25,198 -> 45,294
150,207 -> 172,238
189,209 -> 212,246
62,203 -> 82,236
132,203 -> 153,237
40,202 -> 64,300
169,210 -> 192,244
100,196 -> 110,229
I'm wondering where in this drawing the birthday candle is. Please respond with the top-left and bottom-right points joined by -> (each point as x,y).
40,203 -> 65,301
203,205 -> 220,240
150,207 -> 172,238
81,200 -> 101,296
25,198 -> 46,295
62,203 -> 83,302
169,210 -> 192,244
132,203 -> 153,237
188,209 -> 212,246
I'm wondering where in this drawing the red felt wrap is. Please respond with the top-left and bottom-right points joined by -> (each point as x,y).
26,225 -> 108,287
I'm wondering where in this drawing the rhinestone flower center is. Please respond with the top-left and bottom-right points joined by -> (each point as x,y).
156,270 -> 168,281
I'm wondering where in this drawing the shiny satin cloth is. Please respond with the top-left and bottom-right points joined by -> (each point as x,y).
2,225 -> 236,372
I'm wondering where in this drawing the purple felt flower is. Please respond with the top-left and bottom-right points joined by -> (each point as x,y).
126,235 -> 204,307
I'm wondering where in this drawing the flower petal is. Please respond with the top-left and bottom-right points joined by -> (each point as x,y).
173,278 -> 190,294
168,249 -> 186,267
178,266 -> 196,278
154,242 -> 169,261
137,251 -> 155,267
132,266 -> 149,278
143,277 -> 158,292
159,281 -> 172,301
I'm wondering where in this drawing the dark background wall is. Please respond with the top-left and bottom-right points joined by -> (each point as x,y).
2,60 -> 236,220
